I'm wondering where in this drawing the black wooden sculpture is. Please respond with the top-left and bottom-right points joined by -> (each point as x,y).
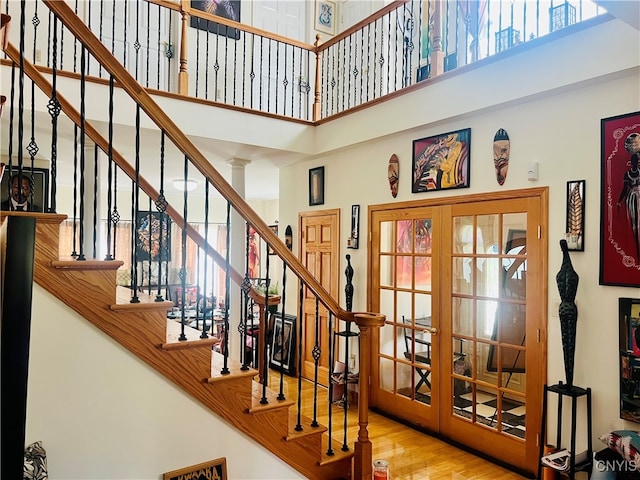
556,239 -> 579,388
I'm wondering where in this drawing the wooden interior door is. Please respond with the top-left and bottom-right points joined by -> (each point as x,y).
368,190 -> 546,475
299,209 -> 340,385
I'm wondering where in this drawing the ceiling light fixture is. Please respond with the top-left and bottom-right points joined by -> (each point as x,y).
172,178 -> 198,192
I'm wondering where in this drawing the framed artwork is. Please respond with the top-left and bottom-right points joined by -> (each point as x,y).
267,224 -> 278,255
248,225 -> 260,278
412,128 -> 471,193
309,166 -> 325,206
347,204 -> 359,249
600,111 -> 640,287
163,457 -> 227,480
190,0 -> 241,40
315,0 -> 336,35
135,211 -> 171,261
565,180 -> 585,252
619,297 -> 640,423
269,312 -> 296,375
0,166 -> 49,212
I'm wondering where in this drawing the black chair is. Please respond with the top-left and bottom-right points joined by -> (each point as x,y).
402,316 -> 432,392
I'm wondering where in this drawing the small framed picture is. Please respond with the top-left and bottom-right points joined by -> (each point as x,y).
348,204 -> 359,249
267,224 -> 278,255
269,312 -> 296,375
315,0 -> 336,35
163,457 -> 227,480
565,180 -> 585,252
309,166 -> 325,206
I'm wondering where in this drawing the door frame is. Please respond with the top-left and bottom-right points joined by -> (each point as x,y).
367,187 -> 548,475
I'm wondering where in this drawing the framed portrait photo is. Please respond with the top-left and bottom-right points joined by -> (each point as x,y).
315,0 -> 336,35
0,166 -> 49,212
309,166 -> 325,206
412,128 -> 471,193
600,111 -> 640,287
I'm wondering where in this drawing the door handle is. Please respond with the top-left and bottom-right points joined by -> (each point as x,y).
427,327 -> 438,335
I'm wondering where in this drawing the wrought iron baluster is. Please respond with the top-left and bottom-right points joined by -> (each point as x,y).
295,281 -> 305,432
178,154 -> 189,340
71,125 -> 79,257
92,145 -> 98,259
215,22 -> 220,101
134,0 -> 140,81
258,36 -> 264,110
145,1 -> 151,87
224,27 -> 230,104
104,75 -> 115,260
130,104 -> 142,303
326,307 -> 335,457
347,34 -> 352,109
48,13 -> 61,213
98,0 -> 104,77
232,27 -> 238,106
195,18 -> 201,97
241,222 -> 251,370
200,181 -> 210,338
111,167 -> 120,262
155,131 -> 168,301
77,46 -> 87,261
167,9 -> 173,92
221,201 -> 232,374
276,262 -> 288,400
266,39 -> 272,112
311,296 -> 321,428
260,252 -> 271,405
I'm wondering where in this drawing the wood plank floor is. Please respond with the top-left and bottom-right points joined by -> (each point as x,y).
268,371 -> 532,480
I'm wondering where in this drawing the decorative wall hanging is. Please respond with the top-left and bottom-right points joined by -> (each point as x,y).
565,180 -> 585,251
315,0 -> 336,35
267,224 -> 278,255
388,154 -> 399,198
619,297 -> 640,423
285,225 -> 293,250
493,128 -> 510,186
0,166 -> 49,212
190,0 -> 241,40
135,211 -> 171,261
600,111 -> 640,287
163,457 -> 228,480
412,128 -> 471,193
347,204 -> 359,249
309,166 -> 325,206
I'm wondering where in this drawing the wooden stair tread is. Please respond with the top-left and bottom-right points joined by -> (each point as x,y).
207,351 -> 258,383
319,435 -> 355,467
286,409 -> 328,440
111,286 -> 174,311
249,380 -> 295,413
51,259 -> 124,270
161,319 -> 221,350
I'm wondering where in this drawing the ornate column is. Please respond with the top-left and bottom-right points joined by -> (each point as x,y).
226,158 -> 251,359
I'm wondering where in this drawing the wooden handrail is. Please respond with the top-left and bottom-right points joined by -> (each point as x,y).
42,0 -> 355,323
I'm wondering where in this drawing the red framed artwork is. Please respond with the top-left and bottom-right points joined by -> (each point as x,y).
600,111 -> 640,287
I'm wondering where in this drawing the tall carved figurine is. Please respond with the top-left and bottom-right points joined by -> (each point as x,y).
345,254 -> 354,312
556,239 -> 579,388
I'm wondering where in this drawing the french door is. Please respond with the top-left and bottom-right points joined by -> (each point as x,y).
369,189 -> 547,474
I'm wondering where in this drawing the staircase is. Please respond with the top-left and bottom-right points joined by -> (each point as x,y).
0,3 -> 384,479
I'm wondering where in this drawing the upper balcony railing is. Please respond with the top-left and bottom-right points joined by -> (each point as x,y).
1,0 -> 606,123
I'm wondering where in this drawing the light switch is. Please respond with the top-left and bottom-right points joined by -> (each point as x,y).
527,162 -> 539,181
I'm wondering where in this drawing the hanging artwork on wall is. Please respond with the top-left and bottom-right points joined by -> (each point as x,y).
412,128 -> 471,193
565,180 -> 585,252
190,0 -> 241,40
315,0 -> 336,35
493,128 -> 510,186
388,154 -> 399,198
164,457 -> 227,480
600,111 -> 640,287
248,225 -> 260,278
136,211 -> 171,261
619,297 -> 640,423
309,166 -> 325,206
347,204 -> 359,249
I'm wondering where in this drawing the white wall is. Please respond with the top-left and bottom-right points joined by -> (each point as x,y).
26,284 -> 303,480
279,16 -> 640,446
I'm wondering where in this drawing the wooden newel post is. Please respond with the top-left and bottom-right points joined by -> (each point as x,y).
178,1 -> 189,95
313,34 -> 322,122
353,312 -> 385,480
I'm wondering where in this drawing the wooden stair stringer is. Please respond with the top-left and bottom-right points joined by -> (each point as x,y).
28,216 -> 352,479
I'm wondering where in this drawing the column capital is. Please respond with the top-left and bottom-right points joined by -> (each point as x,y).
227,158 -> 251,168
